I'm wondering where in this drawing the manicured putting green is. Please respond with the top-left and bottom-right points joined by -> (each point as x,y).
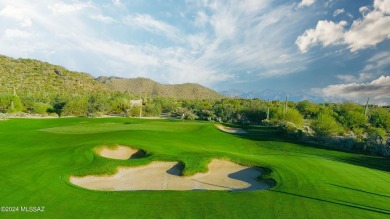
0,118 -> 389,218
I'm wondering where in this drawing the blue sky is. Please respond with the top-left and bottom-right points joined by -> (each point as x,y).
0,0 -> 389,104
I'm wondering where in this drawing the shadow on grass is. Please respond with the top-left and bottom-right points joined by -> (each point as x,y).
236,126 -> 390,173
338,156 -> 390,172
327,183 -> 390,198
271,190 -> 390,215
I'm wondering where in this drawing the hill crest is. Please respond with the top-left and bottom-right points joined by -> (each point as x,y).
0,55 -> 111,96
96,76 -> 224,99
0,55 -> 224,100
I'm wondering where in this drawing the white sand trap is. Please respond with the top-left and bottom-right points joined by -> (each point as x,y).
215,124 -> 247,134
70,159 -> 268,191
97,146 -> 141,160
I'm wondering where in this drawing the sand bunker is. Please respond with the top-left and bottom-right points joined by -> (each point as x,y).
70,159 -> 268,191
215,124 -> 247,134
97,146 -> 144,160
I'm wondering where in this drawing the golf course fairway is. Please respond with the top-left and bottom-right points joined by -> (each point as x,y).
0,117 -> 389,218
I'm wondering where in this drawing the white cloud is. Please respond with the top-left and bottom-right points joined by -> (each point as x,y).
0,0 -> 233,86
0,5 -> 33,27
210,13 -> 237,39
295,20 -> 347,53
333,8 -> 345,17
123,14 -> 181,41
162,57 -> 234,85
297,0 -> 390,53
362,51 -> 390,72
298,0 -> 316,8
319,76 -> 390,105
194,11 -> 209,27
359,6 -> 370,16
192,1 -> 310,79
79,39 -> 159,67
335,50 -> 390,95
324,0 -> 334,9
48,2 -> 92,14
4,29 -> 33,39
344,10 -> 390,52
336,73 -> 374,83
186,33 -> 208,50
237,0 -> 270,13
374,0 -> 390,14
112,0 -> 122,7
90,14 -> 115,24
0,0 -> 332,88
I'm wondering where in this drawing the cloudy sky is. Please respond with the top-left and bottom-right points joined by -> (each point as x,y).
0,0 -> 389,105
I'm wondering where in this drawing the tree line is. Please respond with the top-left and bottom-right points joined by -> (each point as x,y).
1,92 -> 389,156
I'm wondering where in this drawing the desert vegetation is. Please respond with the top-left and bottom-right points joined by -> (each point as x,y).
1,54 -> 389,156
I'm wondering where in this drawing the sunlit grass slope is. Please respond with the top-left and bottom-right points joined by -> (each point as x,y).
0,118 -> 389,218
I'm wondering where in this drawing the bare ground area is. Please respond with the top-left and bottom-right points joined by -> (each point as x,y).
215,124 -> 247,134
70,159 -> 268,191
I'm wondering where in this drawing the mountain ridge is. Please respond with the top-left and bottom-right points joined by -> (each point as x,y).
0,55 -> 224,100
220,88 -> 345,103
0,55 -> 112,96
96,76 -> 224,99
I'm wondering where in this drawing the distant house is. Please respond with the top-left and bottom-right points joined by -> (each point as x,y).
130,99 -> 143,117
130,99 -> 142,107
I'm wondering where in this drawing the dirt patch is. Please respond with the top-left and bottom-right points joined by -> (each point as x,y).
215,124 -> 247,134
97,146 -> 144,160
70,159 -> 268,191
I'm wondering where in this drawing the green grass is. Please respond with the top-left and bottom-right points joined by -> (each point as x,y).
0,118 -> 389,218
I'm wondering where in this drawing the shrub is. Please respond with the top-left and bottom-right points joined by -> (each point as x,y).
33,102 -> 52,115
370,108 -> 390,132
366,127 -> 387,145
270,108 -> 303,127
311,113 -> 341,137
285,108 -> 304,126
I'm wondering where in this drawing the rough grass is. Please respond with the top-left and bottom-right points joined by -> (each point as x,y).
0,118 -> 389,218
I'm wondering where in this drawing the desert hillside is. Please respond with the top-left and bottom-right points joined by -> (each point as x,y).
0,55 -> 112,96
96,76 -> 224,99
0,55 -> 224,100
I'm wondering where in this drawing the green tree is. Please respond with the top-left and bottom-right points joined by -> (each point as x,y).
370,108 -> 390,132
50,97 -> 66,117
271,107 -> 303,126
285,108 -> 304,126
87,94 -> 109,116
345,111 -> 367,130
334,102 -> 364,127
33,102 -> 52,115
311,113 -> 341,137
0,93 -> 23,113
128,105 -> 141,117
8,95 -> 23,113
109,97 -> 131,114
296,100 -> 321,119
62,96 -> 88,116
144,100 -> 162,117
366,127 -> 387,145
